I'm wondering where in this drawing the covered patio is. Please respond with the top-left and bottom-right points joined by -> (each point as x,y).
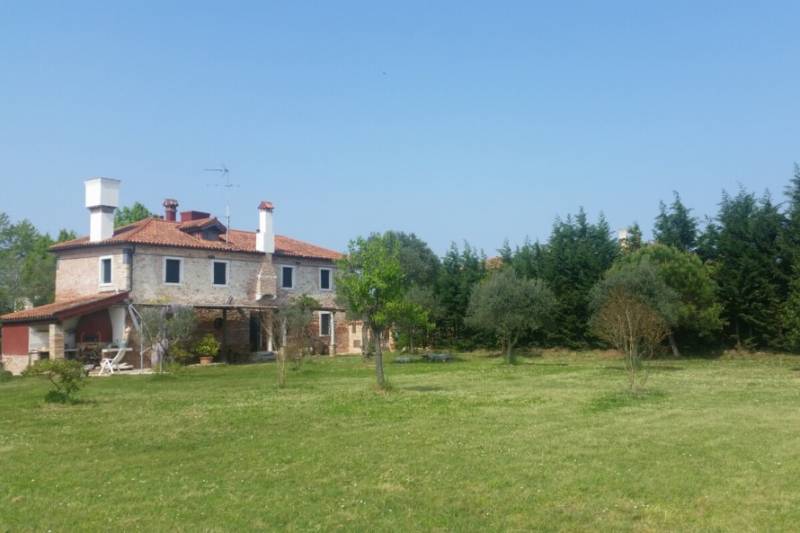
0,291 -> 134,375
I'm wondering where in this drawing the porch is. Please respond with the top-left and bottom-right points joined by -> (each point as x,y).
0,292 -> 137,375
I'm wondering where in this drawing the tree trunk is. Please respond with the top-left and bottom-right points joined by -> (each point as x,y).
668,332 -> 681,357
361,323 -> 370,360
373,328 -> 385,388
506,338 -> 516,364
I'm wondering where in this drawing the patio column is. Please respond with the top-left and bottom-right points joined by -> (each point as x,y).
266,310 -> 274,352
48,322 -> 65,359
330,312 -> 336,356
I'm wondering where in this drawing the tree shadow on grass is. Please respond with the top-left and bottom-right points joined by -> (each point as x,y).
402,385 -> 446,392
587,389 -> 667,413
602,365 -> 684,373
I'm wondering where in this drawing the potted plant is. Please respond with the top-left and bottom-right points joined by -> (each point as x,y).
195,334 -> 221,366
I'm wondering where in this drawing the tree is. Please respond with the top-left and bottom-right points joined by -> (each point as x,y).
466,269 -> 556,363
653,192 -> 698,252
115,202 -> 152,228
0,214 -> 75,314
273,294 -> 319,387
336,235 -> 405,388
590,288 -> 670,391
138,306 -> 197,371
538,210 -> 619,347
389,286 -> 435,353
434,242 -> 487,347
379,231 -> 440,288
590,261 -> 679,390
708,190 -> 787,349
621,223 -> 643,253
613,244 -> 723,354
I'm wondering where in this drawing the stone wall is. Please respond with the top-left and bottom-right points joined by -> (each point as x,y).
55,247 -> 131,301
273,256 -> 338,309
130,245 -> 274,306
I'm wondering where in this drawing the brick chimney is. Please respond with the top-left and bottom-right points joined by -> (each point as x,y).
256,201 -> 274,253
163,199 -> 178,222
85,177 -> 120,242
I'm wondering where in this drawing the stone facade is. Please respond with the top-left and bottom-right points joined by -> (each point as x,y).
130,245 -> 274,306
43,244 -> 361,363
273,255 -> 338,309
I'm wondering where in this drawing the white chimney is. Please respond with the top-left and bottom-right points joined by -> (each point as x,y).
85,177 -> 120,242
256,201 -> 275,253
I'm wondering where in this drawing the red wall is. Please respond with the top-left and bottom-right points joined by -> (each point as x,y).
2,324 -> 30,355
76,310 -> 112,343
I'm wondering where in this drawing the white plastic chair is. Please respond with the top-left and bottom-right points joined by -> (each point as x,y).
98,346 -> 132,375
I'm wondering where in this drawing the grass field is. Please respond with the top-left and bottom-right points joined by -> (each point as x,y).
2,352 -> 800,531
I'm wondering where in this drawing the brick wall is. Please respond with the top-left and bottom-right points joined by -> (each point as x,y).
55,247 -> 131,301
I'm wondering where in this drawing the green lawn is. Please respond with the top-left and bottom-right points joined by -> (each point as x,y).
2,353 -> 800,531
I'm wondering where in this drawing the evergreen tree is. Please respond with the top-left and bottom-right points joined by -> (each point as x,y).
538,210 -> 619,347
711,190 -> 787,349
653,192 -> 698,251
434,242 -> 487,347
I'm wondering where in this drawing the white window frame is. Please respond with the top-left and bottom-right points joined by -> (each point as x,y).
98,255 -> 113,286
280,265 -> 295,290
163,256 -> 184,286
211,260 -> 230,287
319,311 -> 332,336
319,267 -> 333,291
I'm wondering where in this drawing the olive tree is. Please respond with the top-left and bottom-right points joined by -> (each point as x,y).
139,305 -> 197,371
465,269 -> 556,363
274,294 -> 319,387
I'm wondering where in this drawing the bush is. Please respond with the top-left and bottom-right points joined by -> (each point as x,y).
0,369 -> 13,383
194,334 -> 220,359
24,359 -> 86,403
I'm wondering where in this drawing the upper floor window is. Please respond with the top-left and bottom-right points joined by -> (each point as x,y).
164,257 -> 183,285
320,268 -> 332,291
281,266 -> 294,289
99,256 -> 112,285
212,260 -> 228,286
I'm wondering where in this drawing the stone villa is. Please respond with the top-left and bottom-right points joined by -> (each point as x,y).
0,178 -> 364,374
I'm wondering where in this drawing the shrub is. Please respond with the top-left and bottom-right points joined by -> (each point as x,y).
0,369 -> 13,383
194,334 -> 221,359
24,359 -> 86,403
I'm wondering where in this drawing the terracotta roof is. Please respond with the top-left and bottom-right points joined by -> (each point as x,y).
0,292 -> 130,323
50,217 -> 342,260
226,230 -> 343,260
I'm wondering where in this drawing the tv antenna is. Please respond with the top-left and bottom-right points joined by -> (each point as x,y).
204,164 -> 239,242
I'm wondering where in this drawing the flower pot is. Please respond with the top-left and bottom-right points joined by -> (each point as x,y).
199,356 -> 214,366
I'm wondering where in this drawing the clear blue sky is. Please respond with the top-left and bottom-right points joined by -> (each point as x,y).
2,1 -> 799,254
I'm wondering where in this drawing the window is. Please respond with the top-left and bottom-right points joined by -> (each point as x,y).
99,256 -> 112,285
281,266 -> 294,289
319,312 -> 332,336
164,257 -> 182,284
212,260 -> 228,286
319,268 -> 332,291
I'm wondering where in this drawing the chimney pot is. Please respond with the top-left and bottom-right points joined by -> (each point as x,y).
163,199 -> 179,222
